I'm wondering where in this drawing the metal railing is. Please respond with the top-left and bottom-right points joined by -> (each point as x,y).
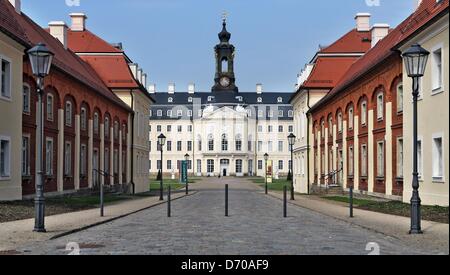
319,167 -> 344,192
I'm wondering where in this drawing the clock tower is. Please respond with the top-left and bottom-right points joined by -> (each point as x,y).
212,18 -> 239,93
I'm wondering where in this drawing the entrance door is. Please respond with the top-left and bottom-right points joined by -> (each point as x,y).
220,159 -> 230,177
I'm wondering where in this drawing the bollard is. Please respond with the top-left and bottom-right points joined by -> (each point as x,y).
100,182 -> 104,217
168,185 -> 171,218
350,186 -> 354,218
283,185 -> 287,218
225,184 -> 229,217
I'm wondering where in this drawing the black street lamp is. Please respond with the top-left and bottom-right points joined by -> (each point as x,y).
158,133 -> 166,201
402,44 -> 429,235
264,153 -> 269,195
184,153 -> 190,195
288,133 -> 296,200
27,43 -> 54,233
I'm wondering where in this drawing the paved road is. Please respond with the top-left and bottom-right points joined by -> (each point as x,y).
20,178 -> 424,255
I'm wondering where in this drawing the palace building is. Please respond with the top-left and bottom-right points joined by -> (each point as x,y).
149,20 -> 295,178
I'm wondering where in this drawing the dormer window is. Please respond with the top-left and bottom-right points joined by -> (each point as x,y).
177,110 -> 183,117
188,97 -> 193,103
208,96 -> 214,102
257,97 -> 263,103
168,97 -> 173,103
157,110 -> 162,117
236,96 -> 243,102
288,110 -> 294,118
167,110 -> 173,117
277,97 -> 283,103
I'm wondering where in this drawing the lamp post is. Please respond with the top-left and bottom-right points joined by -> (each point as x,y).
264,153 -> 269,195
288,133 -> 296,200
402,44 -> 429,235
184,153 -> 190,195
158,134 -> 166,201
27,43 -> 54,233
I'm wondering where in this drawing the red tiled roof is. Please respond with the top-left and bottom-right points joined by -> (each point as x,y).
81,56 -> 140,89
67,29 -> 123,53
310,0 -> 449,112
319,29 -> 372,54
0,0 -> 131,111
0,0 -> 28,46
302,57 -> 358,89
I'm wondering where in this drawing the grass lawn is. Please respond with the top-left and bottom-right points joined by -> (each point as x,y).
149,179 -> 187,191
323,196 -> 449,224
249,177 -> 293,191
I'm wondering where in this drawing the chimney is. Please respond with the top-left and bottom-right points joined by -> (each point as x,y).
8,0 -> 21,13
168,83 -> 175,94
148,84 -> 156,94
142,73 -> 147,88
371,24 -> 390,47
355,13 -> 371,32
48,21 -> 68,49
69,13 -> 87,32
137,69 -> 143,84
256,83 -> 263,94
188,83 -> 195,94
129,64 -> 138,79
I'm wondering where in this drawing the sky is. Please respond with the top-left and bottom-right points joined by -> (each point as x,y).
22,0 -> 415,93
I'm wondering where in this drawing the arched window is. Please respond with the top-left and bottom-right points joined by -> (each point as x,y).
168,97 -> 173,103
104,117 -> 110,139
235,134 -> 242,151
80,107 -> 87,131
221,134 -> 228,151
277,97 -> 283,103
377,93 -> 384,120
348,107 -> 354,130
114,121 -> 119,140
94,112 -> 99,135
361,101 -> 367,126
328,116 -> 333,137
46,94 -> 54,121
321,120 -> 325,138
337,112 -> 343,133
65,101 -> 72,127
22,84 -> 31,114
397,83 -> 403,113
122,124 -> 127,142
188,97 -> 193,103
221,58 -> 228,73
288,110 -> 294,117
208,134 -> 214,151
257,97 -> 263,103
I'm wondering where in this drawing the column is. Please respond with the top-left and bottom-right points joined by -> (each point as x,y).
57,109 -> 64,192
100,123 -> 105,186
333,124 -> 337,172
354,116 -> 360,191
119,129 -> 123,185
343,120 -> 348,189
74,114 -> 80,190
88,119 -> 93,188
110,126 -> 114,184
127,114 -> 132,184
368,110 -> 374,193
385,102 -> 393,196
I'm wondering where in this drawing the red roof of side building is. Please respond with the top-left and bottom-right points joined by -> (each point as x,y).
302,57 -> 359,89
1,0 -> 131,111
310,0 -> 449,112
319,29 -> 372,54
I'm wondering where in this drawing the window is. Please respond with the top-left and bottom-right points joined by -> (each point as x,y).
258,110 -> 263,118
23,85 -> 31,114
348,107 -> 354,130
258,160 -> 263,170
268,125 -> 273,133
114,121 -> 119,140
248,140 -> 252,151
348,146 -> 354,176
166,141 -> 172,151
236,160 -> 243,174
81,144 -> 87,176
221,134 -> 228,151
288,110 -> 294,118
157,125 -> 162,132
65,101 -> 73,127
93,112 -> 99,134
22,136 -> 30,176
258,125 -> 263,132
208,135 -> 214,151
167,110 -> 173,117
104,117 -> 110,139
198,137 -> 202,151
168,97 -> 173,103
258,141 -> 263,152
377,141 -> 385,177
167,125 -> 172,132
257,97 -> 262,103
177,125 -> 182,132
46,138 -> 53,176
278,126 -> 284,133
397,84 -> 403,113
361,101 -> 367,126
187,110 -> 193,117
1,58 -> 11,99
177,110 -> 183,117
277,97 -> 283,103
432,135 -> 444,180
80,108 -> 87,131
197,160 -> 202,173
188,97 -> 193,103
268,141 -> 273,152
0,137 -> 11,179
278,141 -> 283,152
157,110 -> 162,117
157,160 -> 161,170
377,93 -> 384,120
328,117 -> 333,137
361,144 -> 368,177
114,149 -> 119,175
64,142 -> 72,176
47,94 -> 54,121
187,141 -> 192,151
278,110 -> 284,117
122,124 -> 127,142
288,125 -> 294,133
235,136 -> 242,151
397,138 -> 404,178
268,111 -> 274,118
337,112 -> 343,133
188,125 -> 193,132
432,47 -> 443,91
167,160 -> 172,170
278,160 -> 284,171
207,160 -> 215,174
177,141 -> 182,152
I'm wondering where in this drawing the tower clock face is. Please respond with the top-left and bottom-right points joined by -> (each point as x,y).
220,77 -> 231,87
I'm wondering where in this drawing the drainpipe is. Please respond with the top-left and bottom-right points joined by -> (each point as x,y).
129,90 -> 135,194
306,89 -> 311,195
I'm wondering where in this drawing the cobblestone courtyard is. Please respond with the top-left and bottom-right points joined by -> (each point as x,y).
21,178 -> 425,255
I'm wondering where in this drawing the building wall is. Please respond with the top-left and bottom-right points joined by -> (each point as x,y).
0,32 -> 25,201
401,14 -> 449,206
310,54 -> 403,200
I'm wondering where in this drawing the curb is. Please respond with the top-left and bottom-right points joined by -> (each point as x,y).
50,191 -> 198,240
